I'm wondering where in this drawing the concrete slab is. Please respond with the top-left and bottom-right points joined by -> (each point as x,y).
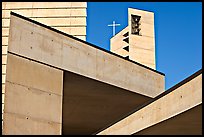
8,12 -> 165,98
134,104 -> 202,135
97,69 -> 202,135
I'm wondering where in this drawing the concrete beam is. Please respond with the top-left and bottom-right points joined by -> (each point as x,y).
97,69 -> 202,135
8,12 -> 165,98
134,104 -> 202,135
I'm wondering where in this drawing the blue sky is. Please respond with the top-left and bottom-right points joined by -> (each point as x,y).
86,2 -> 202,90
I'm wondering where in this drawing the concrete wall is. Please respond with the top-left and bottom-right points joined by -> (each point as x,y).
4,11 -> 165,134
98,72 -> 202,135
8,14 -> 164,98
3,53 -> 63,134
2,2 -> 87,129
110,27 -> 129,57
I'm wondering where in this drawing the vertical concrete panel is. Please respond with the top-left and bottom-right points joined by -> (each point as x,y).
6,54 -> 63,95
128,8 -> 155,70
3,113 -> 61,135
3,54 -> 63,135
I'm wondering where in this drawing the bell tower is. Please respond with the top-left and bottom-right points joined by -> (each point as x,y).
110,8 -> 156,69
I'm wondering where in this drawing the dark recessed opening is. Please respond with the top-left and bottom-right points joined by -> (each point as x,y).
131,14 -> 141,35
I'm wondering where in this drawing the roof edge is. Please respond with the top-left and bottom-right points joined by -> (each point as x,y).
10,11 -> 165,76
94,68 -> 202,135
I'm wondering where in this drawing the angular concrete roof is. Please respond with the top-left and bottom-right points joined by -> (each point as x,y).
5,12 -> 166,135
8,12 -> 165,98
4,11 -> 202,135
97,69 -> 202,135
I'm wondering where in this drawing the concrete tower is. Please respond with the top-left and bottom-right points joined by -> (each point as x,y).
110,8 -> 156,69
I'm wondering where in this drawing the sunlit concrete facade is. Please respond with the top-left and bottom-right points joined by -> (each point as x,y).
97,70 -> 202,135
2,6 -> 202,135
2,2 -> 87,130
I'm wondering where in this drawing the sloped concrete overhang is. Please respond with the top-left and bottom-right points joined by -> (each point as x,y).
97,69 -> 202,135
4,12 -> 165,135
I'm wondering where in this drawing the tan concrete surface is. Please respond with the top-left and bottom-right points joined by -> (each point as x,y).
2,75 -> 6,84
2,46 -> 8,55
128,8 -> 155,69
2,28 -> 9,36
2,37 -> 8,45
5,81 -> 62,123
3,112 -> 61,135
113,48 -> 129,57
8,14 -> 165,98
2,9 -> 86,18
2,2 -> 87,129
2,2 -> 86,9
2,55 -> 7,65
128,8 -> 154,24
74,36 -> 86,41
3,18 -> 86,27
110,8 -> 156,69
6,54 -> 63,95
2,84 -> 5,93
52,26 -> 86,35
134,104 -> 202,135
3,53 -> 63,134
98,73 -> 202,135
110,26 -> 129,51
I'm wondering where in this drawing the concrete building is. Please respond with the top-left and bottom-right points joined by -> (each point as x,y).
2,4 -> 202,135
2,2 -> 87,130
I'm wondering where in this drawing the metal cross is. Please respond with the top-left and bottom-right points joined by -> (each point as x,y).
108,21 -> 121,36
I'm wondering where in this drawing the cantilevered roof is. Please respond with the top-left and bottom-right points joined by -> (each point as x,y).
97,69 -> 202,135
7,12 -> 166,135
8,12 -> 165,98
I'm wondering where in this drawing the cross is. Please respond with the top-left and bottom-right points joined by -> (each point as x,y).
108,21 -> 121,36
